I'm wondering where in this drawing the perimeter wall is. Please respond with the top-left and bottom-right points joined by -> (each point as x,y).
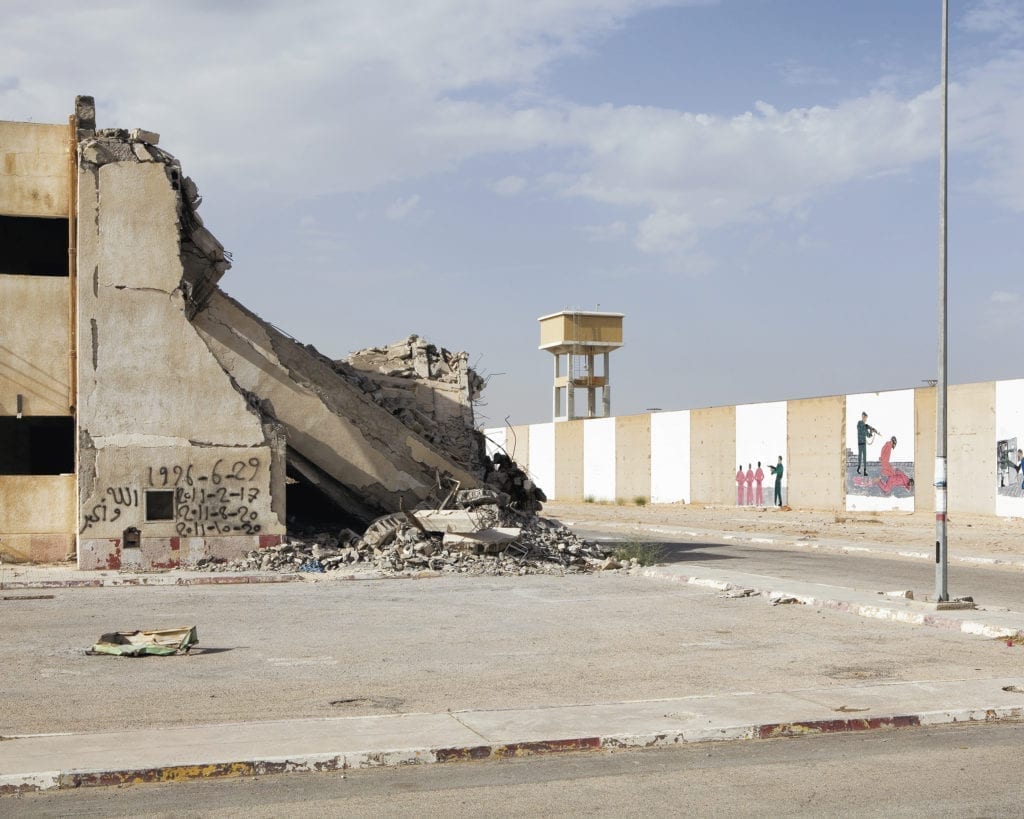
485,379 -> 1020,517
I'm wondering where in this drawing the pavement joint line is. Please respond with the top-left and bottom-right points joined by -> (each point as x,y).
4,685 -> 1024,794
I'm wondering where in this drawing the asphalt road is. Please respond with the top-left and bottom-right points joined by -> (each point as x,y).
578,526 -> 1024,610
10,722 -> 1024,817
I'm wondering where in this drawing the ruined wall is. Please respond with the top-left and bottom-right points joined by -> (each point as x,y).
0,121 -> 69,218
343,336 -> 485,476
75,135 -> 284,570
193,291 -> 480,520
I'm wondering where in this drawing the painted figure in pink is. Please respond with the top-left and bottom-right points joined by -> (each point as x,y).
754,461 -> 765,506
745,465 -> 754,505
877,436 -> 914,494
736,465 -> 745,505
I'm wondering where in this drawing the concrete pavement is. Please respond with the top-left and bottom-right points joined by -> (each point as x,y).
4,521 -> 1024,795
4,677 -> 1024,794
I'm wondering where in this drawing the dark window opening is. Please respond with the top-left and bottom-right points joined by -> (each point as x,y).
145,491 -> 175,521
0,416 -> 75,475
0,215 -> 70,276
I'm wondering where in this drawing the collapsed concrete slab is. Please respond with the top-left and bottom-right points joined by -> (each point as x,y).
192,291 -> 482,523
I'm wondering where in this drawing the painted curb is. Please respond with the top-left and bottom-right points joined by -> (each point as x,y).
0,574 -> 304,590
4,706 -> 1024,794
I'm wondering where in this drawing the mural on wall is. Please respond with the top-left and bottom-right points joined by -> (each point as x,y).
735,402 -> 787,507
845,390 -> 915,511
996,380 -> 1024,517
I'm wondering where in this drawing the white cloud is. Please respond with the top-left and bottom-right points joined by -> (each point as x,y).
491,175 -> 527,195
776,59 -> 839,87
385,194 -> 421,220
636,209 -> 697,255
991,290 -> 1020,304
963,0 -> 1024,38
580,220 -> 628,241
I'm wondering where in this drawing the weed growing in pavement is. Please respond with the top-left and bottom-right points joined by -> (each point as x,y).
584,495 -> 596,503
613,539 -> 666,566
633,496 -> 647,506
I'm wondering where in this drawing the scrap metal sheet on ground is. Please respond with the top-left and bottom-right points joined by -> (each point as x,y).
89,626 -> 198,657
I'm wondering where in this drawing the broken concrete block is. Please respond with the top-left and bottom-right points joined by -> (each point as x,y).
130,128 -> 160,144
413,509 -> 481,533
442,528 -> 521,548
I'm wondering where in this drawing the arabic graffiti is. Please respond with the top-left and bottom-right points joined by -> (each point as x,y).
81,457 -> 266,536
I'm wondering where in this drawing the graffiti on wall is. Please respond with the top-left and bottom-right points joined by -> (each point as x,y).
81,457 -> 265,535
845,391 -> 914,511
82,486 -> 140,530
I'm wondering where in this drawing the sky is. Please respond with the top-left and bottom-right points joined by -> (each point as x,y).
3,0 -> 1023,428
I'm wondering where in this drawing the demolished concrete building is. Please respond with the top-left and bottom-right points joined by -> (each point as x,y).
0,96 -> 490,570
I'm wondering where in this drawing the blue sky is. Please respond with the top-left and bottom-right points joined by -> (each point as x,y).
4,1 -> 1023,426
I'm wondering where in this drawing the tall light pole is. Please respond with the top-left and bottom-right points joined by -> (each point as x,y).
935,0 -> 949,602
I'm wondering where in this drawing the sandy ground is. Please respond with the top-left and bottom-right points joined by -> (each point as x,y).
542,500 -> 1024,557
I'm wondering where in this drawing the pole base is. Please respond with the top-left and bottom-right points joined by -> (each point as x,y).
933,597 -> 975,611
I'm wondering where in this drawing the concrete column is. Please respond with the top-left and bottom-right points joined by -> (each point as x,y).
552,354 -> 560,420
567,353 -> 576,420
587,354 -> 596,418
603,352 -> 611,416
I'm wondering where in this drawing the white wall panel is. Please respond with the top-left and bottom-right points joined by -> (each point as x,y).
651,410 -> 690,503
527,423 -> 556,500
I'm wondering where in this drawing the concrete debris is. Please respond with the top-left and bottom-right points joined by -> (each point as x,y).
338,335 -> 488,477
484,451 -> 547,514
722,588 -> 758,599
196,491 -> 609,577
768,593 -> 802,606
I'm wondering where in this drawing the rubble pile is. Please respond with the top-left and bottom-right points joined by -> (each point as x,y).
337,335 -> 488,476
484,451 -> 547,514
197,489 -> 613,577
